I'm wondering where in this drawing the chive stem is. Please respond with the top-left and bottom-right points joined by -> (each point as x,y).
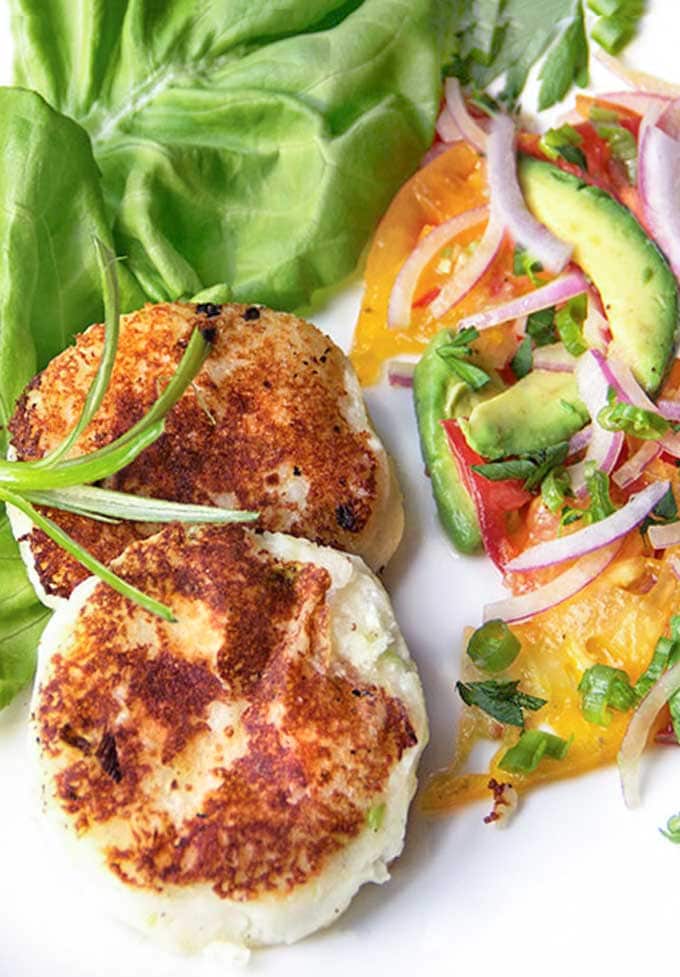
0,488 -> 176,622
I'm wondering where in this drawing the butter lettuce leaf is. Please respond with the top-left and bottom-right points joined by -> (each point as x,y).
11,0 -> 440,308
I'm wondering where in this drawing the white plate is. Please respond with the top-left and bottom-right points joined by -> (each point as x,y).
2,3 -> 680,975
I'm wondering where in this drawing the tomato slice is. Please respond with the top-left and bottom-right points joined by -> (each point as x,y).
441,419 -> 531,569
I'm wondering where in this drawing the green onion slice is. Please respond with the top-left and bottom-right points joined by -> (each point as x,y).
466,619 -> 521,673
578,664 -> 637,726
499,729 -> 572,774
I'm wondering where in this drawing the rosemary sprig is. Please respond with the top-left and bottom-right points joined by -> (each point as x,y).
1,238 -> 258,620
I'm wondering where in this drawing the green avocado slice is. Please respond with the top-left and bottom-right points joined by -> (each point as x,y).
413,330 -> 503,552
519,156 -> 679,394
462,370 -> 588,460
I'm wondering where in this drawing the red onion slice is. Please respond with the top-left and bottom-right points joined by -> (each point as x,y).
484,544 -> 620,624
595,90 -> 671,116
618,659 -> 680,807
436,105 -> 462,143
647,521 -> 680,549
444,78 -> 488,153
639,104 -> 680,279
582,299 -> 609,351
429,212 -> 505,319
386,359 -> 416,388
593,350 -> 658,412
658,398 -> 680,421
532,343 -> 577,373
486,114 -> 572,274
387,206 -> 488,329
505,480 -> 670,573
456,270 -> 588,332
670,554 -> 680,580
612,441 -> 661,489
567,350 -> 624,496
568,424 -> 592,456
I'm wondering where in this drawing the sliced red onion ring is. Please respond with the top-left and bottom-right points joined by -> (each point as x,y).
595,90 -> 671,116
592,349 -> 658,411
618,658 -> 680,808
484,544 -> 620,624
660,432 -> 680,457
670,554 -> 680,580
582,299 -> 609,351
456,270 -> 588,332
486,114 -> 572,274
505,480 -> 670,573
387,206 -> 488,329
647,521 -> 680,549
612,441 -> 661,489
639,103 -> 680,279
429,212 -> 505,319
444,78 -> 488,153
532,343 -> 577,373
566,350 -> 624,496
436,105 -> 462,143
568,424 -> 592,456
594,49 -> 680,98
657,398 -> 680,421
386,359 -> 416,388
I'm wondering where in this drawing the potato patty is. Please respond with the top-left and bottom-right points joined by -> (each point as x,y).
32,525 -> 426,951
9,302 -> 403,605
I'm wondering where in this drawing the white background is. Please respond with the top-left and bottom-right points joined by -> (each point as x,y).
1,2 -> 680,975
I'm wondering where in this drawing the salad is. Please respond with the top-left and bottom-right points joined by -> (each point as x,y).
352,74 -> 680,820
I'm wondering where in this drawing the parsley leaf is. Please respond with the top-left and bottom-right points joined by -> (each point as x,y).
436,326 -> 491,391
513,246 -> 543,285
538,3 -> 589,111
527,306 -> 558,347
456,679 -> 547,727
511,336 -> 533,379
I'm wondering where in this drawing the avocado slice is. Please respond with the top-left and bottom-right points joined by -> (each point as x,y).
461,370 -> 588,460
519,157 -> 679,394
413,330 -> 503,552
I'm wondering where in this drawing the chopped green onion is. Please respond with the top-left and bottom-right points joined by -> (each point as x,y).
467,619 -> 521,673
0,487 -> 176,622
456,679 -> 546,727
660,813 -> 680,844
539,125 -> 587,170
555,295 -> 588,357
598,399 -> 671,440
578,664 -> 637,726
541,466 -> 572,513
499,729 -> 572,774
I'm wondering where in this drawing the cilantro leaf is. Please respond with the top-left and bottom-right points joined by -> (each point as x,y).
511,336 -> 533,379
538,2 -> 589,111
456,679 -> 547,727
513,246 -> 543,285
471,441 -> 569,490
436,326 -> 491,391
527,307 -> 558,347
472,459 -> 537,482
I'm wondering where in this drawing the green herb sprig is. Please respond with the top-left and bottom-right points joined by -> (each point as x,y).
436,327 -> 491,391
0,239 -> 258,622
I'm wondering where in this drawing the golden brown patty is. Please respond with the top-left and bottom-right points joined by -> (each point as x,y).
9,302 -> 402,602
32,525 -> 426,949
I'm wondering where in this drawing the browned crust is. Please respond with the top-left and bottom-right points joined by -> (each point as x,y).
10,302 -> 401,599
36,525 -> 416,900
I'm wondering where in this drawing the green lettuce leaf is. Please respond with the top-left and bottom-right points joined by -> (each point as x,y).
0,86 -> 145,435
10,0 -> 440,308
0,513 -> 51,709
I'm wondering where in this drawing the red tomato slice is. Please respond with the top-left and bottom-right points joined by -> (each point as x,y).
441,419 -> 531,569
